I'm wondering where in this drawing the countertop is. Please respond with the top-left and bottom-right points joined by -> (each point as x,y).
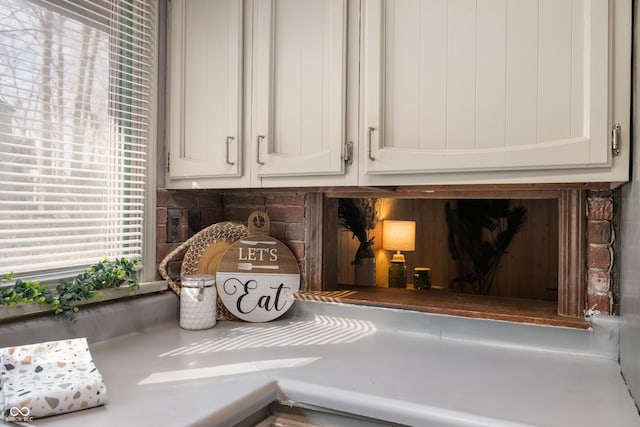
2,294 -> 639,427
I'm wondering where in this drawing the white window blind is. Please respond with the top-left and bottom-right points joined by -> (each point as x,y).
0,0 -> 156,277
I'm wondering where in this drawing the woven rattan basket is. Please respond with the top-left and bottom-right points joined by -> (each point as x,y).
158,221 -> 248,320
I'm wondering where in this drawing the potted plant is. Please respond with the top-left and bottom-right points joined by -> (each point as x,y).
337,198 -> 378,286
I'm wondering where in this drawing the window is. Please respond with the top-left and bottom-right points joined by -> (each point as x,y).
0,0 -> 157,282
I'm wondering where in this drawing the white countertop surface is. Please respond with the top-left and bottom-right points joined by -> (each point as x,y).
3,298 -> 639,427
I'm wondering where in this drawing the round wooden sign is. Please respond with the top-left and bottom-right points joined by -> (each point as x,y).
216,211 -> 300,322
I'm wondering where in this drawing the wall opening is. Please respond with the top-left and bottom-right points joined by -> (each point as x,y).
317,188 -> 589,325
335,198 -> 559,301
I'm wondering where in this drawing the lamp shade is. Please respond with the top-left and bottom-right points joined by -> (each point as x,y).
382,220 -> 416,252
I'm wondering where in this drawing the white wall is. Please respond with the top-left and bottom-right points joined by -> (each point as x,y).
619,0 -> 640,407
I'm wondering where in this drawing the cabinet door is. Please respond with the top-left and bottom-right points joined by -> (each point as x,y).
362,0 -> 613,176
251,0 -> 348,180
167,0 -> 243,180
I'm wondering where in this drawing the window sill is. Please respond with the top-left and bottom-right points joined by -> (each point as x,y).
295,285 -> 591,329
0,281 -> 167,322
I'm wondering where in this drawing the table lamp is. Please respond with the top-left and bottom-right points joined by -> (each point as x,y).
382,220 -> 416,288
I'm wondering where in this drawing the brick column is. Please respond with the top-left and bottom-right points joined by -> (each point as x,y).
585,190 -> 616,314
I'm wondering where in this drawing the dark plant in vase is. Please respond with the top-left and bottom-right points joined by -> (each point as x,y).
337,198 -> 378,286
445,199 -> 527,295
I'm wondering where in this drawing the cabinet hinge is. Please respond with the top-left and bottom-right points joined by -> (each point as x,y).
611,123 -> 622,157
344,140 -> 353,166
167,152 -> 170,173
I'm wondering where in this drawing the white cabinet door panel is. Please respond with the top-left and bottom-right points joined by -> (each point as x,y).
537,0 -> 573,145
505,0 -> 539,148
167,0 -> 243,180
476,0 -> 506,149
446,0 -> 476,150
252,0 -> 347,178
363,0 -> 611,176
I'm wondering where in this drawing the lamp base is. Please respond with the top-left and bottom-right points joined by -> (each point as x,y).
388,260 -> 407,288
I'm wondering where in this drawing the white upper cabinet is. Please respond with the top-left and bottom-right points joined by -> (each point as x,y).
361,0 -> 630,184
165,0 -> 630,189
167,0 -> 244,182
166,0 -> 355,189
251,0 -> 349,182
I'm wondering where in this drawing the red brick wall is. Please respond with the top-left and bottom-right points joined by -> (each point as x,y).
156,189 -> 308,288
156,189 -> 224,282
586,189 -> 617,314
221,191 -> 306,263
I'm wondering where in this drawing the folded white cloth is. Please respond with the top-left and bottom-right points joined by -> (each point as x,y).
1,338 -> 107,421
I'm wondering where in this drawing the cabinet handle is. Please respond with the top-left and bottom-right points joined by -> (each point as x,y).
225,136 -> 235,166
256,135 -> 265,165
367,127 -> 376,161
611,123 -> 622,156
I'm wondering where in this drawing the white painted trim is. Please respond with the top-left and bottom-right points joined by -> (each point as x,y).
141,0 -> 160,284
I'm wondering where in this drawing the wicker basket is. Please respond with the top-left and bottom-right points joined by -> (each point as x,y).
158,221 -> 248,320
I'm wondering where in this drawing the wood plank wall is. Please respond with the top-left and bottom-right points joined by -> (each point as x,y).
337,198 -> 558,301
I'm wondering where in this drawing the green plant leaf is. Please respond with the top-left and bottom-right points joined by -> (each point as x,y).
1,257 -> 139,321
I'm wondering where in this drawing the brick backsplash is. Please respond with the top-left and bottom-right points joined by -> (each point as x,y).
222,191 -> 307,272
156,189 -> 308,288
156,189 -> 223,283
586,189 -> 618,314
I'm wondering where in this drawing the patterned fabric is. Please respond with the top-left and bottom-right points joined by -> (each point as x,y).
0,338 -> 106,421
158,221 -> 248,320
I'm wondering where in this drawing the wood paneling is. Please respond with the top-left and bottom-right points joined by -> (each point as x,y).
558,189 -> 586,317
336,197 -> 558,300
305,192 -> 325,291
